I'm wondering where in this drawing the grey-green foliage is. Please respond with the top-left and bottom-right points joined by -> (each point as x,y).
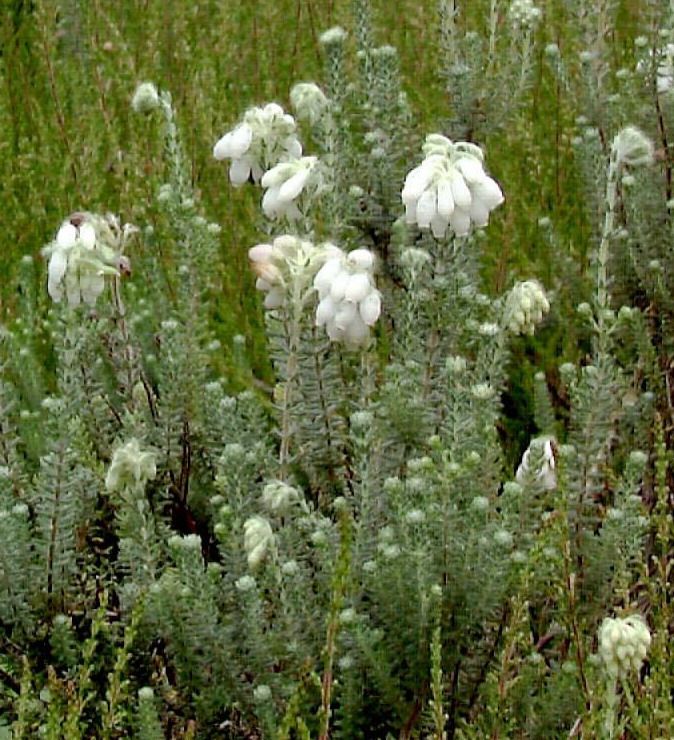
2,1 -> 669,736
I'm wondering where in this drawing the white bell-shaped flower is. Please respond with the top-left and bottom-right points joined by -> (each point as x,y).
44,213 -> 130,308
402,134 -> 504,239
213,103 -> 302,186
314,248 -> 381,348
249,236 -> 339,310
261,156 -> 319,220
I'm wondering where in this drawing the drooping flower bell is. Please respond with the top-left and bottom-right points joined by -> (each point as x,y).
248,235 -> 338,310
313,248 -> 381,348
213,103 -> 302,186
260,156 -> 321,220
44,212 -> 135,308
402,134 -> 504,238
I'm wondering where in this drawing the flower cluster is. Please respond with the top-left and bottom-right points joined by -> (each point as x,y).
598,615 -> 651,678
515,436 -> 556,490
313,248 -> 381,348
44,213 -> 134,308
290,82 -> 328,125
105,438 -> 157,493
503,279 -> 550,335
508,0 -> 542,32
612,126 -> 654,168
131,82 -> 160,114
261,156 -> 320,220
213,103 -> 302,186
402,134 -> 504,238
249,235 -> 337,309
261,480 -> 307,516
243,516 -> 275,569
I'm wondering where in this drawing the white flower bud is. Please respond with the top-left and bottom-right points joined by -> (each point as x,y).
320,26 -> 347,46
598,615 -> 651,678
261,480 -> 306,515
504,280 -> 550,335
613,127 -> 654,168
516,436 -> 556,490
508,0 -> 542,31
105,438 -> 156,493
131,82 -> 160,114
290,82 -> 328,125
243,516 -> 275,569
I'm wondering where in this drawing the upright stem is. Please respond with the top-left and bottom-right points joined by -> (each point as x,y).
595,149 -> 620,359
278,290 -> 303,480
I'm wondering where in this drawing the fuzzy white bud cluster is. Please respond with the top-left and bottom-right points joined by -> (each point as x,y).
213,103 -> 302,186
44,213 -> 136,307
290,82 -> 328,125
313,248 -> 381,348
131,82 -> 160,114
508,0 -> 542,31
612,127 -> 654,168
516,436 -> 557,490
503,280 -> 550,335
261,480 -> 307,516
249,235 -> 338,309
105,438 -> 157,493
598,615 -> 651,678
261,156 -> 320,220
243,516 -> 275,569
319,26 -> 348,47
402,134 -> 504,238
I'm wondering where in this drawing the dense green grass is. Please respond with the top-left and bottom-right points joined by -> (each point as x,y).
0,0 -> 642,307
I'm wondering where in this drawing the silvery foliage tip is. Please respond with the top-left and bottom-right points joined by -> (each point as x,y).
598,615 -> 651,678
402,134 -> 504,238
261,156 -> 321,220
44,212 -> 136,308
249,236 -> 340,310
503,279 -> 550,335
516,436 -> 557,490
105,438 -> 157,493
508,0 -> 542,32
243,515 -> 275,569
636,44 -> 674,95
314,248 -> 382,348
613,127 -> 654,168
213,103 -> 302,186
290,82 -> 328,126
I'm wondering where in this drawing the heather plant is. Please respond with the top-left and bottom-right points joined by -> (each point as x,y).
2,1 -> 674,738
